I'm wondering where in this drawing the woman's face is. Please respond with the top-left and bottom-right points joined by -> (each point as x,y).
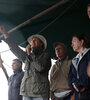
71,36 -> 84,52
87,6 -> 90,19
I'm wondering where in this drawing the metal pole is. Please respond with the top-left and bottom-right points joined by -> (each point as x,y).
0,0 -> 69,39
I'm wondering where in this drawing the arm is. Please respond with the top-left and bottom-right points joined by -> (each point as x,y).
26,44 -> 31,55
50,65 -> 55,100
68,62 -> 89,92
1,66 -> 9,81
0,26 -> 8,39
68,64 -> 81,92
0,56 -> 9,80
68,64 -> 76,91
0,26 -> 27,62
5,37 -> 27,62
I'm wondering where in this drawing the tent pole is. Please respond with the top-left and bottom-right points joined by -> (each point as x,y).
0,0 -> 69,39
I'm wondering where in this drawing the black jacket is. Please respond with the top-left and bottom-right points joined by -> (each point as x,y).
68,49 -> 90,100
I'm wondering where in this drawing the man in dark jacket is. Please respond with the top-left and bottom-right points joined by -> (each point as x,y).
0,26 -> 51,100
0,57 -> 24,100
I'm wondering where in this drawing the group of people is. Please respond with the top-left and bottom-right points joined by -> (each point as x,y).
0,3 -> 90,100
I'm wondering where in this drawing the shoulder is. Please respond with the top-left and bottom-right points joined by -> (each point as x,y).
87,49 -> 90,54
51,61 -> 58,71
82,48 -> 90,59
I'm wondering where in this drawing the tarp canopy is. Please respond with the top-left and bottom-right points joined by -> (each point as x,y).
0,0 -> 90,57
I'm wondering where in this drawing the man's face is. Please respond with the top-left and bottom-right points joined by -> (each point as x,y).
87,6 -> 90,19
30,37 -> 43,49
12,60 -> 21,70
55,45 -> 66,59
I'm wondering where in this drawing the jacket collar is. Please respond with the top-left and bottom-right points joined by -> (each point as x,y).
55,56 -> 68,66
13,67 -> 22,75
72,48 -> 90,78
72,48 -> 90,65
31,48 -> 43,56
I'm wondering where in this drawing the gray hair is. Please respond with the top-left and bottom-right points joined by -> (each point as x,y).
53,42 -> 67,52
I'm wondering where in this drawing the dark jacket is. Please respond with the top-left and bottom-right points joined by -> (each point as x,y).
5,37 -> 51,98
68,48 -> 90,100
8,68 -> 24,100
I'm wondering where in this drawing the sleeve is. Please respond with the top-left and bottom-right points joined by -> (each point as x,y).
32,52 -> 51,72
5,37 -> 27,62
2,66 -> 9,80
68,63 -> 76,90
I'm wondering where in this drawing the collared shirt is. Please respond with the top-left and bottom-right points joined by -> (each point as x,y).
75,48 -> 89,64
57,57 -> 66,66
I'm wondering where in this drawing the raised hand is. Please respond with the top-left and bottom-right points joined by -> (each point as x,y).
0,26 -> 8,38
26,44 -> 31,55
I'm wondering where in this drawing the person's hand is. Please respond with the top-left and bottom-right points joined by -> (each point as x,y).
80,88 -> 86,92
26,44 -> 31,55
0,56 -> 3,68
70,94 -> 75,100
51,96 -> 55,100
0,26 -> 8,38
87,62 -> 90,77
72,83 -> 79,92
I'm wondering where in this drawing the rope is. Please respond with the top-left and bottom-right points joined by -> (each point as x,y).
37,0 -> 78,34
15,0 -> 78,46
3,62 -> 12,69
0,49 -> 10,54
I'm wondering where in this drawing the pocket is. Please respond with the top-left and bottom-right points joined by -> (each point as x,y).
32,83 -> 39,94
32,82 -> 48,94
